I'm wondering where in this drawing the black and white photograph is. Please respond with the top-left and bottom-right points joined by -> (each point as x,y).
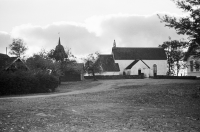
0,0 -> 200,131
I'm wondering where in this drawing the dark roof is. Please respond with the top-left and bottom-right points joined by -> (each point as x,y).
99,55 -> 120,72
125,60 -> 139,69
0,53 -> 11,71
0,53 -> 9,58
0,53 -> 28,71
112,47 -> 167,60
125,59 -> 150,69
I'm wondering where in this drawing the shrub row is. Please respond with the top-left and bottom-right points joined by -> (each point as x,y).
0,71 -> 59,96
151,75 -> 197,79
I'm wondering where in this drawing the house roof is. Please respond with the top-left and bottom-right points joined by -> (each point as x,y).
0,53 -> 28,71
125,59 -> 150,69
125,60 -> 139,69
99,54 -> 120,72
0,53 -> 11,71
112,47 -> 167,60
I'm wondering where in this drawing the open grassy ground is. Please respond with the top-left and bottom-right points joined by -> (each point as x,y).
0,79 -> 200,132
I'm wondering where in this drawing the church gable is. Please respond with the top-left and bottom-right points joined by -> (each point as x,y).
125,60 -> 150,70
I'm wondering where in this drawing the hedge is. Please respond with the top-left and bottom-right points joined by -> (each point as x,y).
151,75 -> 197,79
0,71 -> 59,96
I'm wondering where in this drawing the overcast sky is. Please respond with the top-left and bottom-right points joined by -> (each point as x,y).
0,0 -> 187,60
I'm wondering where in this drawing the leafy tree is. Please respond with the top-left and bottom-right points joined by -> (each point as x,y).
84,52 -> 102,80
158,0 -> 200,58
9,38 -> 28,57
48,47 -> 77,73
26,50 -> 61,76
159,38 -> 187,76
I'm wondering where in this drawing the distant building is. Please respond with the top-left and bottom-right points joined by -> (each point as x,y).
98,40 -> 167,77
61,63 -> 85,81
0,53 -> 29,72
185,56 -> 200,77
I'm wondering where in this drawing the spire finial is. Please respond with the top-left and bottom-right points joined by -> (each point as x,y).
58,37 -> 61,45
113,40 -> 116,48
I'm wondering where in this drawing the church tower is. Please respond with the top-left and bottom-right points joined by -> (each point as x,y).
113,40 -> 116,48
53,37 -> 68,62
58,37 -> 61,45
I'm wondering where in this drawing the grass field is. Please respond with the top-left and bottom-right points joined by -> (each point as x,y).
0,79 -> 200,132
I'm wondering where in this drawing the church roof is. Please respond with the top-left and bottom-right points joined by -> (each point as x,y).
99,55 -> 120,72
112,47 -> 167,60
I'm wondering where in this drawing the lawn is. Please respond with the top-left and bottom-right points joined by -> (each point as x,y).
0,79 -> 200,132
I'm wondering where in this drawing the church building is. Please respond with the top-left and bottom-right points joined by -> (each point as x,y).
98,40 -> 167,77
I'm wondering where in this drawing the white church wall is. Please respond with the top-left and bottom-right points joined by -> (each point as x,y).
98,72 -> 120,75
84,72 -> 120,76
115,60 -> 167,76
143,60 -> 167,76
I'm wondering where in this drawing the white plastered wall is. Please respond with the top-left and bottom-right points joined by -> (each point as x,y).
98,72 -> 120,75
115,60 -> 167,76
84,72 -> 120,76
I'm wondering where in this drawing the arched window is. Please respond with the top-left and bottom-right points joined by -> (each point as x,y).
153,64 -> 157,76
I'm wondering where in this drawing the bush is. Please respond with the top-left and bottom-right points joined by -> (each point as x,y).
31,72 -> 59,93
0,70 -> 59,96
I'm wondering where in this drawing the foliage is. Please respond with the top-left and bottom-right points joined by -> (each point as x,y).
31,71 -> 59,93
159,38 -> 187,76
49,42 -> 68,62
65,47 -> 77,61
9,38 -> 28,57
26,50 -> 62,77
158,0 -> 200,58
84,52 -> 102,80
61,60 -> 78,74
26,48 -> 80,83
0,71 -> 59,95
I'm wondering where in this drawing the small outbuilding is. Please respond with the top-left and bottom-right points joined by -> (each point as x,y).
61,63 -> 85,81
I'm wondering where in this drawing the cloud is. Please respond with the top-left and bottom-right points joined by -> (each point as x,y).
0,31 -> 12,54
1,13 -> 187,60
99,13 -> 186,47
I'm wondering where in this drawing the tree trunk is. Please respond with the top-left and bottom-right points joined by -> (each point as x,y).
176,61 -> 179,76
92,69 -> 97,81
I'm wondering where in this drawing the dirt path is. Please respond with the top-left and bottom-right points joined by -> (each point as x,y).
0,79 -> 197,99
